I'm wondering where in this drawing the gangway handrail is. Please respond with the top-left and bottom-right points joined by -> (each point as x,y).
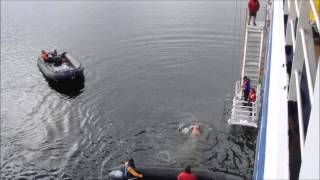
258,28 -> 265,81
294,0 -> 300,17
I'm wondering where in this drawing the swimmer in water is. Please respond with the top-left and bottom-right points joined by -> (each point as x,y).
190,123 -> 201,137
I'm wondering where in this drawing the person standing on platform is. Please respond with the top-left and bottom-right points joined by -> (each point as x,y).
248,0 -> 260,26
241,76 -> 251,101
248,88 -> 257,116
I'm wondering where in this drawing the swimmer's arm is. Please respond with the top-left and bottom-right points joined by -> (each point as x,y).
127,167 -> 143,178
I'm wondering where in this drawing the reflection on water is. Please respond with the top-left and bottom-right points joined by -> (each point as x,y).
1,1 -> 256,179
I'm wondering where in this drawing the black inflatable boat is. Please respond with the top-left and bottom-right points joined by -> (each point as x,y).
108,164 -> 245,180
38,51 -> 84,82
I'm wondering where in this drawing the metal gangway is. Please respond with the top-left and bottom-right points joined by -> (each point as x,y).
227,21 -> 266,128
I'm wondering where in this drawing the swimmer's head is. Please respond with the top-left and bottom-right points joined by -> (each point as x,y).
191,124 -> 201,137
191,124 -> 200,130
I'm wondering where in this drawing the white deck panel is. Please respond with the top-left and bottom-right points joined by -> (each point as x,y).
264,1 -> 289,179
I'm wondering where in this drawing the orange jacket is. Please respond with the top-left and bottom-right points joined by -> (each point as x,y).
124,162 -> 143,178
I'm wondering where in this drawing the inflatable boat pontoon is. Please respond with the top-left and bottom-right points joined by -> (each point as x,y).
38,51 -> 84,82
108,164 -> 245,180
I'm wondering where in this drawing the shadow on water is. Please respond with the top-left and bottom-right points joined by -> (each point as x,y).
47,78 -> 85,98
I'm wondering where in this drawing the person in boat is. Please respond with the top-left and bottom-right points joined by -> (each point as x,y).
48,49 -> 62,66
123,158 -> 143,179
41,50 -> 49,61
248,0 -> 260,26
177,165 -> 197,180
241,76 -> 251,101
248,87 -> 256,116
190,123 -> 201,137
49,49 -> 58,58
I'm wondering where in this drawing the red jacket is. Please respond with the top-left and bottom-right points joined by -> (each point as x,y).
177,172 -> 197,180
248,0 -> 260,13
248,91 -> 256,102
41,52 -> 49,61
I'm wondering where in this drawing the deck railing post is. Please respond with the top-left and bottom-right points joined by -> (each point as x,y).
294,70 -> 305,157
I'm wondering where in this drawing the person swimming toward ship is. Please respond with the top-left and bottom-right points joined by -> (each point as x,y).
179,123 -> 202,138
190,123 -> 201,137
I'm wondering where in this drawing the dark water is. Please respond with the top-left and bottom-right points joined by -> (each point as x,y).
1,1 -> 257,179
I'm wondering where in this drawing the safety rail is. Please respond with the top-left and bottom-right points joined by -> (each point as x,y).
294,70 -> 305,157
286,0 -> 319,145
228,81 -> 261,128
284,0 -> 319,178
300,29 -> 314,104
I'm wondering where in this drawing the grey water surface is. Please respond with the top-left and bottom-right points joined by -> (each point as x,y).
1,1 -> 257,179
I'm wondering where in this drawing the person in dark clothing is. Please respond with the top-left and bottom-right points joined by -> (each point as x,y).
123,158 -> 143,179
242,76 -> 251,101
48,49 -> 62,66
177,165 -> 197,180
248,0 -> 260,25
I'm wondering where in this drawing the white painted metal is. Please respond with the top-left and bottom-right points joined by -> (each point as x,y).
261,0 -> 319,179
288,1 -> 318,102
290,20 -> 296,51
299,62 -> 320,179
227,81 -> 260,128
294,70 -> 305,157
243,24 -> 264,88
263,1 -> 289,178
299,29 -> 314,104
294,0 -> 300,17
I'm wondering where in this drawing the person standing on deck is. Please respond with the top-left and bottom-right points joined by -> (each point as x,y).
248,0 -> 260,26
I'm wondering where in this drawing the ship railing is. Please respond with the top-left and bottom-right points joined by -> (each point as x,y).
283,0 -> 319,178
285,0 -> 319,158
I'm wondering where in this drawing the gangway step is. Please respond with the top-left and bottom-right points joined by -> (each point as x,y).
245,61 -> 260,66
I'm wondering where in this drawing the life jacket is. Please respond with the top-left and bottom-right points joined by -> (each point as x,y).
177,172 -> 197,180
123,162 -> 142,179
249,92 -> 256,102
